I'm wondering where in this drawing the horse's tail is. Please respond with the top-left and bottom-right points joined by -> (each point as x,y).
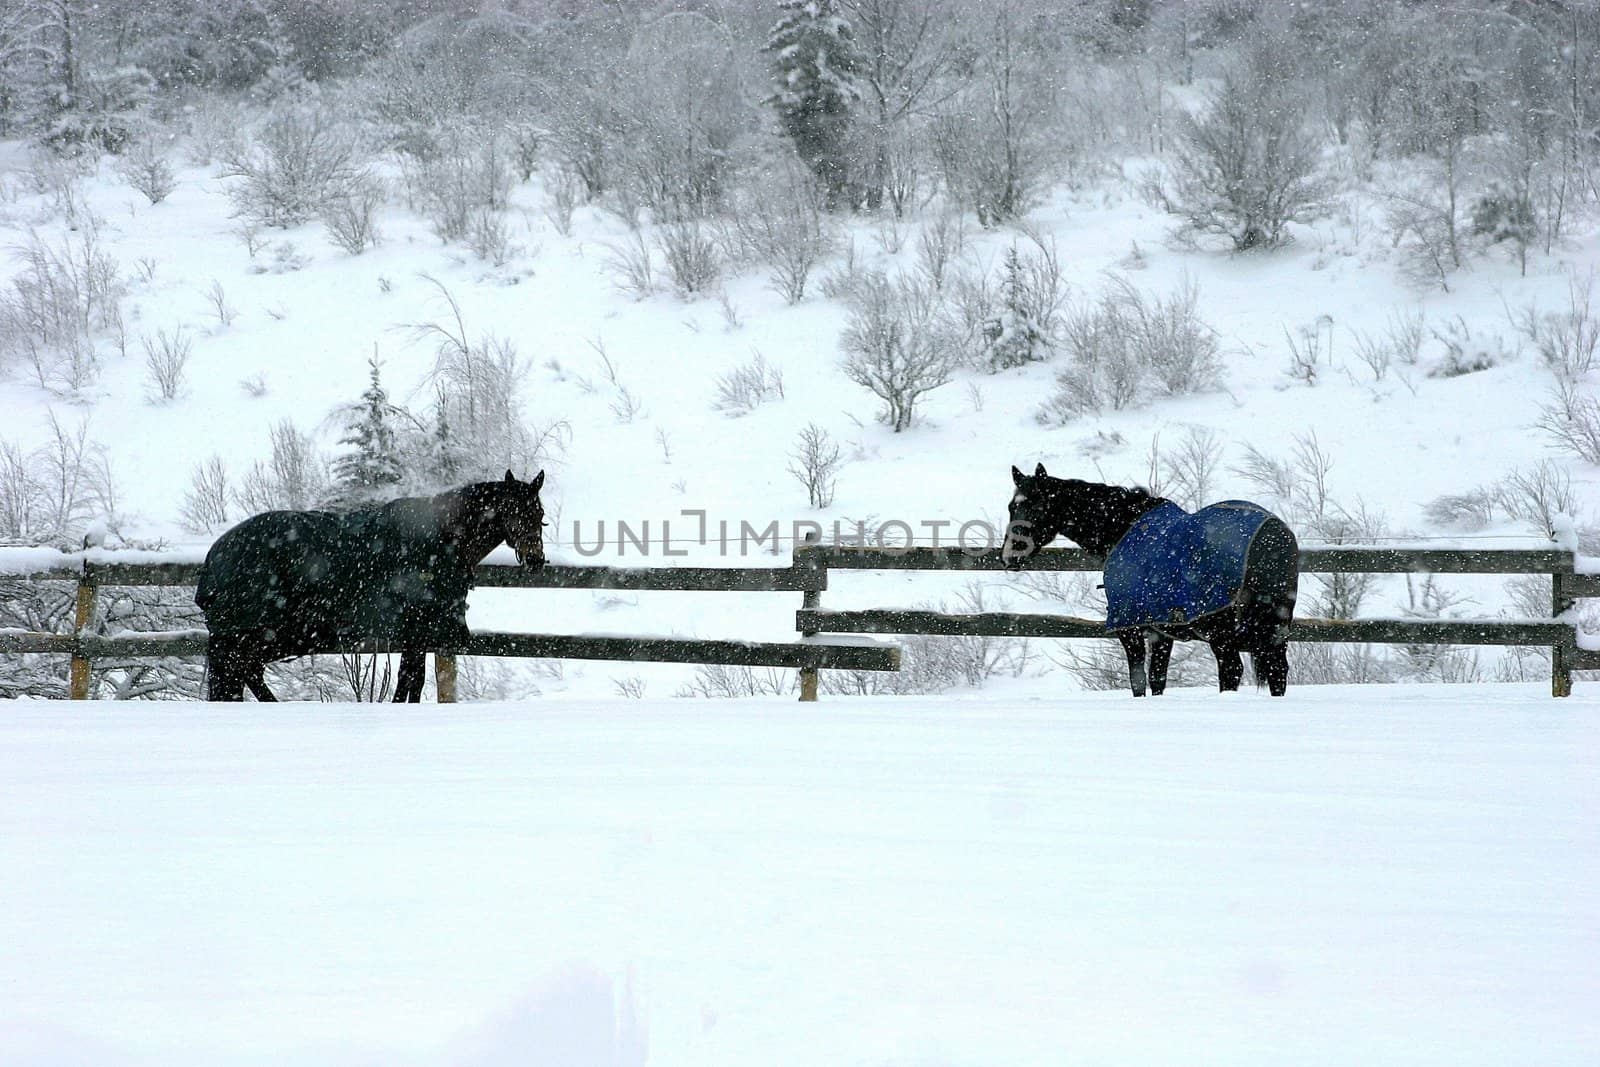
1239,514 -> 1299,646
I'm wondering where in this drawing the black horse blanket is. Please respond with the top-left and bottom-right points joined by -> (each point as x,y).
1103,500 -> 1275,632
195,498 -> 472,651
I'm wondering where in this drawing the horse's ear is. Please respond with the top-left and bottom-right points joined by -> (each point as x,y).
1035,463 -> 1048,478
1011,465 -> 1025,486
504,469 -> 517,483
530,470 -> 545,492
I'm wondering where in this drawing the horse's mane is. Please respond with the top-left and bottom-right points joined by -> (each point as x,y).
1043,477 -> 1170,555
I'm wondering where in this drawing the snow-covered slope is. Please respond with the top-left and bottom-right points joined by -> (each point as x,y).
1,147 -> 1596,695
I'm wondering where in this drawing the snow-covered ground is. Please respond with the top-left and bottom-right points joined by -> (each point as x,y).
3,684 -> 1596,1066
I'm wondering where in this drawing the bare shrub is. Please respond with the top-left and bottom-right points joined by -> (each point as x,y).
1426,316 -> 1505,378
1283,320 -> 1328,386
677,663 -> 792,698
179,456 -> 231,534
1136,276 -> 1222,395
840,274 -> 958,432
613,675 -> 647,699
407,276 -> 562,481
204,280 -> 235,327
1156,426 -> 1226,510
221,105 -> 363,228
603,230 -> 655,299
733,170 -> 833,304
115,141 -> 177,205
466,206 -> 515,265
231,420 -> 329,514
542,165 -> 580,236
916,211 -> 967,291
1037,276 -> 1220,423
1423,489 -> 1499,531
828,583 -> 1030,695
1497,460 -> 1576,540
142,328 -> 193,403
1165,55 -> 1326,250
930,6 -> 1058,227
403,128 -> 514,244
713,352 -> 785,416
655,219 -> 721,297
1383,176 -> 1464,291
321,177 -> 384,254
818,239 -> 869,303
1536,378 -> 1600,465
788,423 -> 844,508
1352,309 -> 1425,381
0,229 -> 124,395
0,413 -> 115,547
1509,277 -> 1600,384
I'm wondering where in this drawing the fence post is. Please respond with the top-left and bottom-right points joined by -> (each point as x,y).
1553,569 -> 1574,698
798,532 -> 822,702
69,562 -> 97,700
435,653 -> 458,703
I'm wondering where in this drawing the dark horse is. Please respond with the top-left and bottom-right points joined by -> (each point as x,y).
196,471 -> 546,702
1002,464 -> 1298,697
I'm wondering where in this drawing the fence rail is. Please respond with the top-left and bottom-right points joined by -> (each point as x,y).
2,542 -> 1595,700
792,544 -> 1597,698
0,555 -> 890,701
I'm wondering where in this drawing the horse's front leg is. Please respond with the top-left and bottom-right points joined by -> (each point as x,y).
205,637 -> 245,702
394,649 -> 425,703
1117,630 -> 1148,697
1212,641 -> 1244,692
1148,634 -> 1173,696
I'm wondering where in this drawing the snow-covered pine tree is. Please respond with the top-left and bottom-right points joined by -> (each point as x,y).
984,246 -> 1048,370
426,386 -> 463,490
331,356 -> 403,505
764,0 -> 863,208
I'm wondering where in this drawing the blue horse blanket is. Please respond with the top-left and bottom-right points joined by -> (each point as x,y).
1103,500 -> 1273,631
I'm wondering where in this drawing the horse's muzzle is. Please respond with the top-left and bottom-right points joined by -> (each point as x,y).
517,550 -> 546,570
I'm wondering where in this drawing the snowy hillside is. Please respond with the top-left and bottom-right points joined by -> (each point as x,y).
1,1 -> 1598,699
2,684 -> 1596,1065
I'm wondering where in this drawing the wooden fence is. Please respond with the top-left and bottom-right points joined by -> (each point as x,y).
1,543 -> 1595,700
791,543 -> 1599,698
0,555 -> 896,701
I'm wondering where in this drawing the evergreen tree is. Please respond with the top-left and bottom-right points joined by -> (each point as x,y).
764,0 -> 863,208
332,357 -> 403,503
984,247 -> 1048,370
426,387 -> 463,489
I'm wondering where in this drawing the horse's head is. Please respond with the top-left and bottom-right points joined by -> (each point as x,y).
1001,463 -> 1096,570
1003,463 -> 1054,570
494,469 -> 547,570
1003,465 -> 1165,567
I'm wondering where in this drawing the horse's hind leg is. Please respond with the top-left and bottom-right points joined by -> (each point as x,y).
1117,631 -> 1148,697
1252,644 -> 1290,697
394,650 -> 425,703
1148,634 -> 1173,696
1212,641 -> 1245,692
243,660 -> 277,702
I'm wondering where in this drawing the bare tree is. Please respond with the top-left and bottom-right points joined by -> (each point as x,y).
932,0 -> 1057,226
840,274 -> 957,432
1166,51 -> 1326,251
787,423 -> 845,508
842,0 -> 961,213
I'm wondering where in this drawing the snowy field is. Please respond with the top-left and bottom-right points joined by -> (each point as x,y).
2,684 -> 1596,1066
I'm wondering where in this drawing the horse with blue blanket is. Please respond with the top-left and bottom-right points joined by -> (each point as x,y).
1001,465 -> 1298,697
196,471 -> 546,702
